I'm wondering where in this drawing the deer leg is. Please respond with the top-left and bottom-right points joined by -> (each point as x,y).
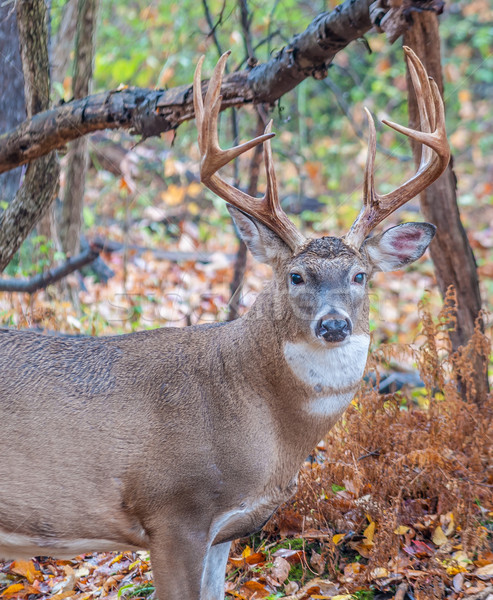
149,522 -> 210,600
200,541 -> 231,600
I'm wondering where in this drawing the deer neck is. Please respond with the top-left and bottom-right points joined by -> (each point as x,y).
232,281 -> 369,455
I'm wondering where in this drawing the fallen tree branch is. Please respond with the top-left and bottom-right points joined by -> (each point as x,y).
0,0 -> 379,175
0,244 -> 101,293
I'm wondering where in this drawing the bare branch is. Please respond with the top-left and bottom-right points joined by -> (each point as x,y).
0,244 -> 101,293
0,0 -> 378,175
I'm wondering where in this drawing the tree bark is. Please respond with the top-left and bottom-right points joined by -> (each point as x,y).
0,0 -> 381,175
403,13 -> 489,403
0,0 -> 59,272
0,5 -> 25,202
60,0 -> 98,257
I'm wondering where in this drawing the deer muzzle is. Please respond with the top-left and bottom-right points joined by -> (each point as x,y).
315,314 -> 352,343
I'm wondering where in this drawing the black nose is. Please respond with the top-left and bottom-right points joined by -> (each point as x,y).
316,317 -> 351,342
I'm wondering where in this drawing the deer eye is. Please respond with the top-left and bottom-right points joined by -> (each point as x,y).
353,272 -> 366,284
290,273 -> 304,285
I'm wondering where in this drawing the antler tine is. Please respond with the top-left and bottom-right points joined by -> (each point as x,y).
193,56 -> 206,152
193,53 -> 305,252
345,47 -> 450,249
363,107 -> 377,208
263,120 -> 284,220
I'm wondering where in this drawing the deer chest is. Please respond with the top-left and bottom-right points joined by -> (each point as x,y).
211,478 -> 298,545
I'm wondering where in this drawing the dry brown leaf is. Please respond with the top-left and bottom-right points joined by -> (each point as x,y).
310,551 -> 325,575
284,580 -> 299,595
270,556 -> 290,584
240,580 -> 271,599
475,564 -> 493,577
11,560 -> 40,584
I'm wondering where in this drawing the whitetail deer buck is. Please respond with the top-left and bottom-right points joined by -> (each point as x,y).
0,48 -> 449,599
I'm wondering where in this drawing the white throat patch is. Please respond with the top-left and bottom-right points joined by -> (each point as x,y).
283,334 -> 370,417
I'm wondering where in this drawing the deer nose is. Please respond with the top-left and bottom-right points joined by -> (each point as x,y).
316,316 -> 352,343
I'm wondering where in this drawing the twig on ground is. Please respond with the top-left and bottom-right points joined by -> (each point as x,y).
357,449 -> 381,460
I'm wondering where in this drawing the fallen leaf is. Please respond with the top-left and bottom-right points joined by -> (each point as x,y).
452,572 -> 464,592
243,580 -> 267,591
370,567 -> 389,578
49,592 -> 78,600
432,525 -> 448,546
270,556 -> 290,584
405,540 -> 434,557
475,563 -> 493,576
284,580 -> 299,595
344,562 -> 364,577
394,525 -> 410,535
452,550 -> 471,567
364,520 -> 375,544
11,560 -> 40,584
440,512 -> 455,536
349,540 -> 373,558
446,565 -> 468,576
475,552 -> 493,568
245,552 -> 266,566
310,550 -> 325,575
405,569 -> 429,578
332,533 -> 345,545
240,580 -> 271,598
227,591 -> 248,600
272,548 -> 303,563
1,583 -> 25,597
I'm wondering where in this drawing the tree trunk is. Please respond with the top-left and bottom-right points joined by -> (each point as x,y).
403,13 -> 489,403
0,0 -> 59,272
0,5 -> 25,203
60,0 -> 98,257
51,0 -> 78,84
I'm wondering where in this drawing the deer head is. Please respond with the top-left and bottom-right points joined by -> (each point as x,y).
194,48 -> 450,346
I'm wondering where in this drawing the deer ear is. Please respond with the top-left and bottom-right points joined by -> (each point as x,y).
363,222 -> 436,272
227,205 -> 292,266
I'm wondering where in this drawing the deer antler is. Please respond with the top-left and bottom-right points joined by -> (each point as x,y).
193,52 -> 306,252
344,47 -> 450,249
